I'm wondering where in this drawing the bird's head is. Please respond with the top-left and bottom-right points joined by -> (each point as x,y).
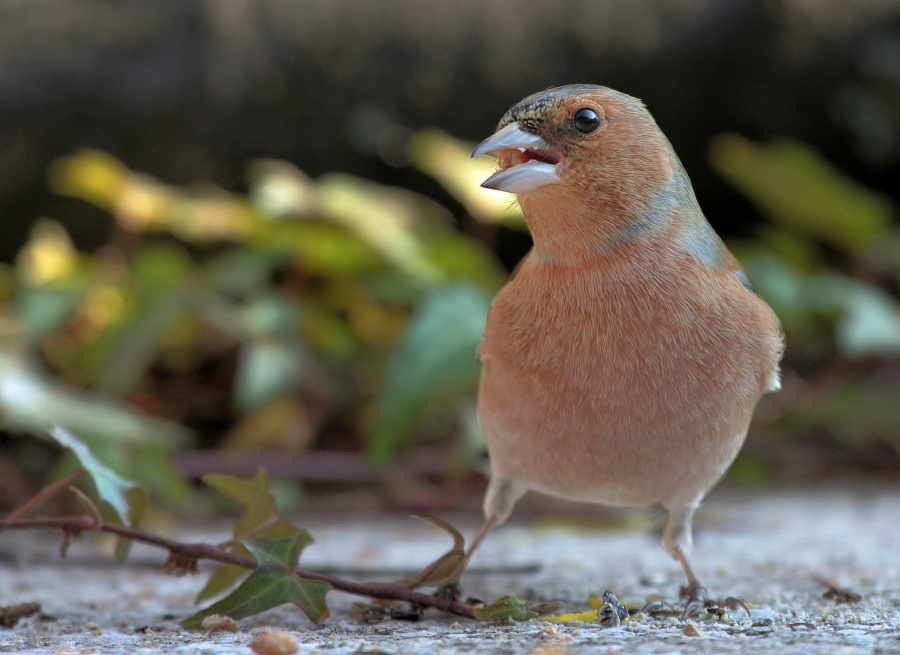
473,85 -> 684,260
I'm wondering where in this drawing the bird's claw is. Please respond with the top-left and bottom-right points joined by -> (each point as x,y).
435,581 -> 462,610
639,599 -> 671,614
641,581 -> 750,621
678,580 -> 708,620
720,596 -> 751,618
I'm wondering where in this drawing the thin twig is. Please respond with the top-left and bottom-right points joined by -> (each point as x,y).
0,516 -> 477,619
2,469 -> 86,523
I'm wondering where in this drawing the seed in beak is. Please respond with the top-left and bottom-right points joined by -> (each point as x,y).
499,149 -> 530,170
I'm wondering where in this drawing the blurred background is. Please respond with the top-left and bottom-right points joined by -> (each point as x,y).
2,0 -> 900,516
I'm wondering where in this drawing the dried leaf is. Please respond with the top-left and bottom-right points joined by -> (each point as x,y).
405,515 -> 466,588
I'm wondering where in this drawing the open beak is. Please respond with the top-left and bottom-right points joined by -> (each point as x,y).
472,122 -> 563,194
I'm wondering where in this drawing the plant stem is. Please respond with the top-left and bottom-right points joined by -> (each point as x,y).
2,468 -> 86,523
0,515 -> 477,619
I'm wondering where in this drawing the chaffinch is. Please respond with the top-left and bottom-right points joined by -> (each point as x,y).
469,84 -> 783,616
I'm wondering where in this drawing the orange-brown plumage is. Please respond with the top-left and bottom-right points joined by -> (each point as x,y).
468,85 -> 783,615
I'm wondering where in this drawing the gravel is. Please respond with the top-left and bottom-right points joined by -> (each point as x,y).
2,482 -> 900,654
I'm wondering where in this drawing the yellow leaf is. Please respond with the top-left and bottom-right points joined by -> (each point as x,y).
543,610 -> 599,623
409,129 -> 526,230
16,220 -> 78,286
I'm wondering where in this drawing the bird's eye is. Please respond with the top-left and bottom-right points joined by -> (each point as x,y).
573,108 -> 601,134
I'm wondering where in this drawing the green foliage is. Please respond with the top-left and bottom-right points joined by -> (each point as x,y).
46,425 -> 150,558
472,596 -> 539,622
5,126 -> 900,498
710,134 -> 894,253
368,284 -> 491,466
182,534 -> 331,628
408,129 -> 527,230
711,135 -> 900,359
1,136 -> 512,496
710,133 -> 900,455
198,470 -> 308,602
48,425 -> 144,526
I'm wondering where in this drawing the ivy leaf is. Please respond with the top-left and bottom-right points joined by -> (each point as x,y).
197,470 -> 306,602
114,486 -> 149,561
473,596 -> 540,622
182,535 -> 331,628
197,560 -> 252,603
203,469 -> 295,539
48,425 -> 142,526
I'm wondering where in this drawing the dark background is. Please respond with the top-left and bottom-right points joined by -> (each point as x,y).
3,0 -> 899,266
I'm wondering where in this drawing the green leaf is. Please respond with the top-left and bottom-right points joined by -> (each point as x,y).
197,556 -> 254,603
709,134 -> 895,253
15,285 -> 84,344
197,470 -> 307,601
95,245 -> 193,395
47,425 -> 143,526
182,535 -> 331,628
0,348 -> 187,445
369,284 -> 490,465
817,273 -> 900,358
203,469 -> 290,538
245,535 -> 307,568
246,159 -> 318,218
204,248 -> 291,298
65,244 -> 194,397
115,486 -> 149,561
254,221 -> 382,276
235,339 -> 306,412
317,173 -> 445,281
473,596 -> 539,622
199,528 -> 311,602
421,227 -> 507,290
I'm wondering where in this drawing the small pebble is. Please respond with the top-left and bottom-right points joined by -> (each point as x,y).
537,622 -> 560,636
251,630 -> 299,655
201,614 -> 238,632
684,623 -> 702,637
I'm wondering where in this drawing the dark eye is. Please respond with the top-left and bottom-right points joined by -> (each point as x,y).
573,107 -> 600,133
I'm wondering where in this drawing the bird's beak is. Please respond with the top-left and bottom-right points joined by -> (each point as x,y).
472,122 -> 563,194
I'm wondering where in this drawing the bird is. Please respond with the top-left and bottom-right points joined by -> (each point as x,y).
466,84 -> 783,617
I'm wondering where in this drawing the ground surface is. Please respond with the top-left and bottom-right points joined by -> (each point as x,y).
2,482 -> 900,654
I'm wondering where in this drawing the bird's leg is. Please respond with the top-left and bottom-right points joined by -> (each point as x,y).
643,504 -> 749,619
663,504 -> 714,617
672,544 -> 709,619
467,476 -> 528,561
674,546 -> 750,619
465,515 -> 496,563
436,477 -> 527,601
